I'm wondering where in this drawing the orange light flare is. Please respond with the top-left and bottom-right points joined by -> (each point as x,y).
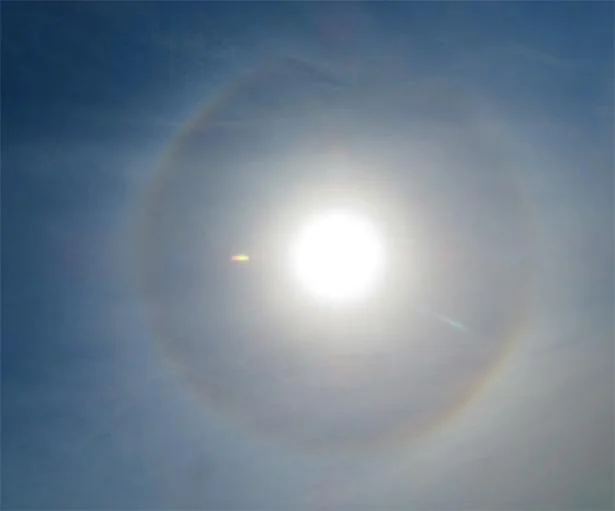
231,254 -> 250,263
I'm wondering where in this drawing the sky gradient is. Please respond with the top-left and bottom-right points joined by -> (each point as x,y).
2,2 -> 614,509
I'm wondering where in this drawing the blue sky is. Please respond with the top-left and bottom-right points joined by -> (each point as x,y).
2,2 -> 613,509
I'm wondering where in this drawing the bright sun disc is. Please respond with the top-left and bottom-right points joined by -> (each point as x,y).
289,210 -> 385,304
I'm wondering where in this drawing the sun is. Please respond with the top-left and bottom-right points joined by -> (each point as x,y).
289,210 -> 385,305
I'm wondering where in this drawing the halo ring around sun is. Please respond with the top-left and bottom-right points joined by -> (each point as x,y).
133,59 -> 537,454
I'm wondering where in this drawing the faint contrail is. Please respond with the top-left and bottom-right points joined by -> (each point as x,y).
410,304 -> 471,334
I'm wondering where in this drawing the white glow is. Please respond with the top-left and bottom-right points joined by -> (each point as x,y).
289,210 -> 385,304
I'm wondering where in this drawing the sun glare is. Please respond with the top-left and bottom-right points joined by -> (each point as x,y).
289,210 -> 385,305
